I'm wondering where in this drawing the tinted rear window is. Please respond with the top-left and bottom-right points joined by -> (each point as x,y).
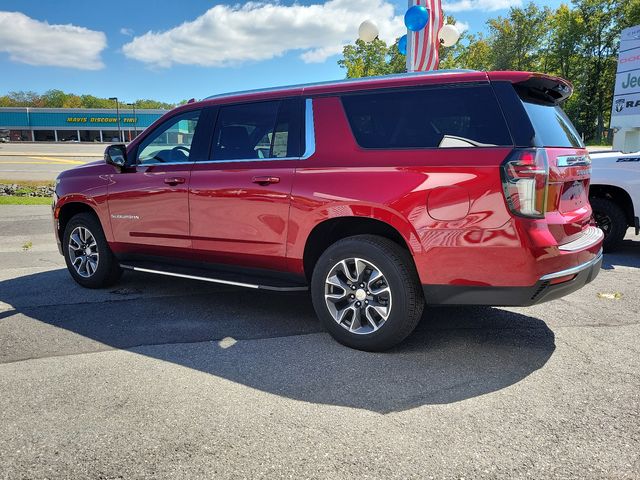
341,85 -> 512,149
520,100 -> 583,148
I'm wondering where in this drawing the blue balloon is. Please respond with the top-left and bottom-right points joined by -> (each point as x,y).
398,35 -> 407,55
404,5 -> 429,32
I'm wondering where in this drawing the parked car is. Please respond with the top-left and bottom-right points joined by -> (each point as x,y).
52,70 -> 603,351
589,151 -> 640,251
0,129 -> 9,143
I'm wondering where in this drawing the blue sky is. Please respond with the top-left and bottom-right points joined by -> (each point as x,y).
0,0 -> 564,103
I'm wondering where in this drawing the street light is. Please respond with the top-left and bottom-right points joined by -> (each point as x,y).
108,97 -> 121,142
127,102 -> 137,139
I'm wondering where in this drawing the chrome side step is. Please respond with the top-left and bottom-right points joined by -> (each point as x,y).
120,264 -> 309,292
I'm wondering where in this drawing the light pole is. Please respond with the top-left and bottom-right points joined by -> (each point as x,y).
128,102 -> 137,138
109,97 -> 121,142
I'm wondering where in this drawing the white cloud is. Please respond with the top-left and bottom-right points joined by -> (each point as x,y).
454,21 -> 470,33
443,0 -> 522,12
0,11 -> 107,70
122,0 -> 405,67
120,27 -> 134,36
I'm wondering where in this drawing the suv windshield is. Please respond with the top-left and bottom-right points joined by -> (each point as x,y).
520,100 -> 583,148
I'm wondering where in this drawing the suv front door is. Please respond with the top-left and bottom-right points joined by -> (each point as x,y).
107,108 -> 210,252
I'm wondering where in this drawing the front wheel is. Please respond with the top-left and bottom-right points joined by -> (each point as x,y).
62,212 -> 122,288
311,235 -> 424,351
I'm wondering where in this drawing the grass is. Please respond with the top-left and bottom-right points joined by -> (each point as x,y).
0,196 -> 52,205
0,179 -> 55,188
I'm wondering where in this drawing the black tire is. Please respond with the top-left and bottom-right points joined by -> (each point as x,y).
590,197 -> 627,252
62,212 -> 122,288
311,235 -> 424,351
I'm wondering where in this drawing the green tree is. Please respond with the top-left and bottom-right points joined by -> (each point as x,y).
133,99 -> 174,110
2,91 -> 43,107
546,4 -> 583,79
0,90 -> 175,109
387,38 -> 408,75
487,3 -> 552,71
80,95 -> 113,109
338,38 -> 400,78
571,0 -> 625,142
42,89 -> 68,108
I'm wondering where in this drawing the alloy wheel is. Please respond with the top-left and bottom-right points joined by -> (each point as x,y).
68,226 -> 99,278
324,257 -> 392,335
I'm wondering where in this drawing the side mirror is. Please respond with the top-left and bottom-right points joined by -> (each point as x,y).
105,144 -> 127,168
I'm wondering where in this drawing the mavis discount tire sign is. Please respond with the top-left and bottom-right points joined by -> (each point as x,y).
612,25 -> 640,126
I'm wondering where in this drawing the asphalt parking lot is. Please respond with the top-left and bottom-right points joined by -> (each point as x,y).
0,143 -> 102,181
0,205 -> 639,479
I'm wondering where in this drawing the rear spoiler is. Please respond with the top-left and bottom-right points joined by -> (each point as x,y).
488,72 -> 573,105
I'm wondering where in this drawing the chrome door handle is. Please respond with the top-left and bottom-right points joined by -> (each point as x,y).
252,176 -> 280,185
164,177 -> 186,185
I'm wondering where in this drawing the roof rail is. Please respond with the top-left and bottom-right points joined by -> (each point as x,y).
204,69 -> 480,101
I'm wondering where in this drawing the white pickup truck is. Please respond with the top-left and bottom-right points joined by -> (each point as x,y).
589,151 -> 640,251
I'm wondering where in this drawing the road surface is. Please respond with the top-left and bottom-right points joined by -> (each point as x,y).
0,205 -> 638,479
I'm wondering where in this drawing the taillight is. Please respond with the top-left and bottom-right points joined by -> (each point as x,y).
501,148 -> 549,218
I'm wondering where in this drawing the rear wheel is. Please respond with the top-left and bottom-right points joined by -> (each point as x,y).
591,197 -> 627,252
63,213 -> 122,288
311,235 -> 424,351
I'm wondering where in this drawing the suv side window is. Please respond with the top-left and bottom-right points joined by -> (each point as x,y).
210,99 -> 302,161
341,85 -> 512,149
137,110 -> 201,164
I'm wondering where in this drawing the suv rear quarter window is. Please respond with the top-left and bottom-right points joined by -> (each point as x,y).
341,84 -> 513,149
492,81 -> 584,148
519,100 -> 583,148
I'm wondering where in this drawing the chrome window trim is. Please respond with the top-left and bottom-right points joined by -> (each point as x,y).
136,99 -> 315,167
136,160 -> 196,167
193,98 -> 315,165
302,98 -> 315,160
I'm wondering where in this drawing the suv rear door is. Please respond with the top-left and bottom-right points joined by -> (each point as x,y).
188,98 -> 304,271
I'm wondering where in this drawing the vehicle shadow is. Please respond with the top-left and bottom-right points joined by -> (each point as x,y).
601,237 -> 640,270
0,269 -> 555,413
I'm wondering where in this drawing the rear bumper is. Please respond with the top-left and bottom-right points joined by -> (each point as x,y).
423,249 -> 603,306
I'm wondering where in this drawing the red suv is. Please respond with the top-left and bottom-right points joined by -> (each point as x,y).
53,70 -> 603,351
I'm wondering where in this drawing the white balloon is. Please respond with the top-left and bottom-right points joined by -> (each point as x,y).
358,20 -> 379,43
439,24 -> 461,47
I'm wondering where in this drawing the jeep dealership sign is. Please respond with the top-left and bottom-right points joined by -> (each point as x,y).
612,25 -> 640,123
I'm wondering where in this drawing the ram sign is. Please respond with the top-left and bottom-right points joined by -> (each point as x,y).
612,25 -> 640,152
612,26 -> 640,121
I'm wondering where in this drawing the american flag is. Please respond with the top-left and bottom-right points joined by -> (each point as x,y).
406,0 -> 444,72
